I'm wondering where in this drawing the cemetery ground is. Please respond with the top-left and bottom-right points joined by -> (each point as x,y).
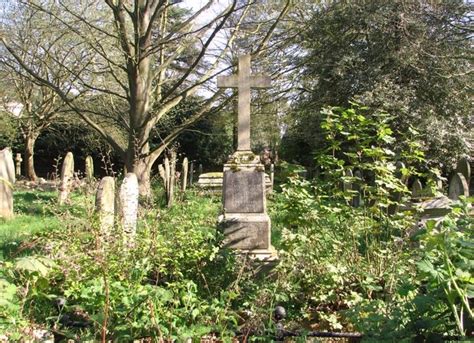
0,176 -> 472,342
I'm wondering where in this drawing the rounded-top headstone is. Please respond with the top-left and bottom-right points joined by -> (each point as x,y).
411,178 -> 423,198
181,157 -> 189,192
61,152 -> 74,179
119,173 -> 139,240
95,176 -> 115,234
456,157 -> 471,183
58,152 -> 74,205
85,155 -> 94,182
448,172 -> 469,200
0,148 -> 15,184
15,153 -> 22,177
0,148 -> 15,218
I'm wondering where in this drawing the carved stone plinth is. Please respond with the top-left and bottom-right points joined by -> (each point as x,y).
221,152 -> 276,261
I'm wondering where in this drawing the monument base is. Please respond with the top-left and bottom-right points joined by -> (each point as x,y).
221,213 -> 270,249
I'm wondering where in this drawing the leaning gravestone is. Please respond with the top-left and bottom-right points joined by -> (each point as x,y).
448,173 -> 469,201
119,173 -> 139,245
217,54 -> 275,260
85,155 -> 94,183
58,152 -> 74,205
15,153 -> 22,177
95,176 -> 115,237
0,148 -> 15,219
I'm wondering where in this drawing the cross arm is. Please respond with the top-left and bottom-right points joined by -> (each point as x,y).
250,75 -> 271,88
217,75 -> 238,88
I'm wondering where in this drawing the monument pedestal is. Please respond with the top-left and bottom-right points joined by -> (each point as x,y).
221,151 -> 277,261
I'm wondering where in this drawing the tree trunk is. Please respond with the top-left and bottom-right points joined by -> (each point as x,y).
25,132 -> 38,181
132,159 -> 152,198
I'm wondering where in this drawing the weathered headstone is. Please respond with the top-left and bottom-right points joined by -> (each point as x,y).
217,54 -> 275,260
95,176 -> 115,236
411,178 -> 423,199
85,155 -> 94,183
448,172 -> 469,200
456,157 -> 471,184
181,157 -> 189,192
15,153 -> 22,177
58,152 -> 74,205
352,170 -> 363,207
169,151 -> 176,207
198,164 -> 203,177
189,162 -> 194,185
164,157 -> 170,193
0,148 -> 15,219
119,173 -> 139,245
270,164 -> 275,187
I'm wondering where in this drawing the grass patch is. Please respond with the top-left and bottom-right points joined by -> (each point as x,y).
0,190 -> 91,260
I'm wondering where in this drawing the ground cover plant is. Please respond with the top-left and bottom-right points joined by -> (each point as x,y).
0,106 -> 472,342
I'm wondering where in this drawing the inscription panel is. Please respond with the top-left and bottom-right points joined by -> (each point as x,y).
223,170 -> 264,213
222,218 -> 270,250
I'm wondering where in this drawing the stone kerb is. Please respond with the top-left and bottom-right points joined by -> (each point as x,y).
0,148 -> 16,219
58,152 -> 74,205
119,173 -> 139,245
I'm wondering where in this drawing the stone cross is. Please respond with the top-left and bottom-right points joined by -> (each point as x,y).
217,54 -> 271,151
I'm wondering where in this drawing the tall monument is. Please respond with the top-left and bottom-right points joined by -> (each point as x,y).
217,54 -> 276,260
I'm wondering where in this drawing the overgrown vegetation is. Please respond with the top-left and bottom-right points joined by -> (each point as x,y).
1,106 -> 472,341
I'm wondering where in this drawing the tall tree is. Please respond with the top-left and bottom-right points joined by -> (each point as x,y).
0,2 -> 68,180
281,0 -> 473,168
2,0 -> 288,196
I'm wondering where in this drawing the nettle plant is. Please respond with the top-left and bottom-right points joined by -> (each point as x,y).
272,105 -> 427,332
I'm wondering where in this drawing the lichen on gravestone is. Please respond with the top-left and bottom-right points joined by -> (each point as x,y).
181,157 -> 188,192
448,172 -> 469,201
0,148 -> 15,219
456,157 -> 471,184
95,176 -> 115,239
119,173 -> 139,246
85,155 -> 94,183
15,153 -> 22,177
58,152 -> 74,205
411,178 -> 423,199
